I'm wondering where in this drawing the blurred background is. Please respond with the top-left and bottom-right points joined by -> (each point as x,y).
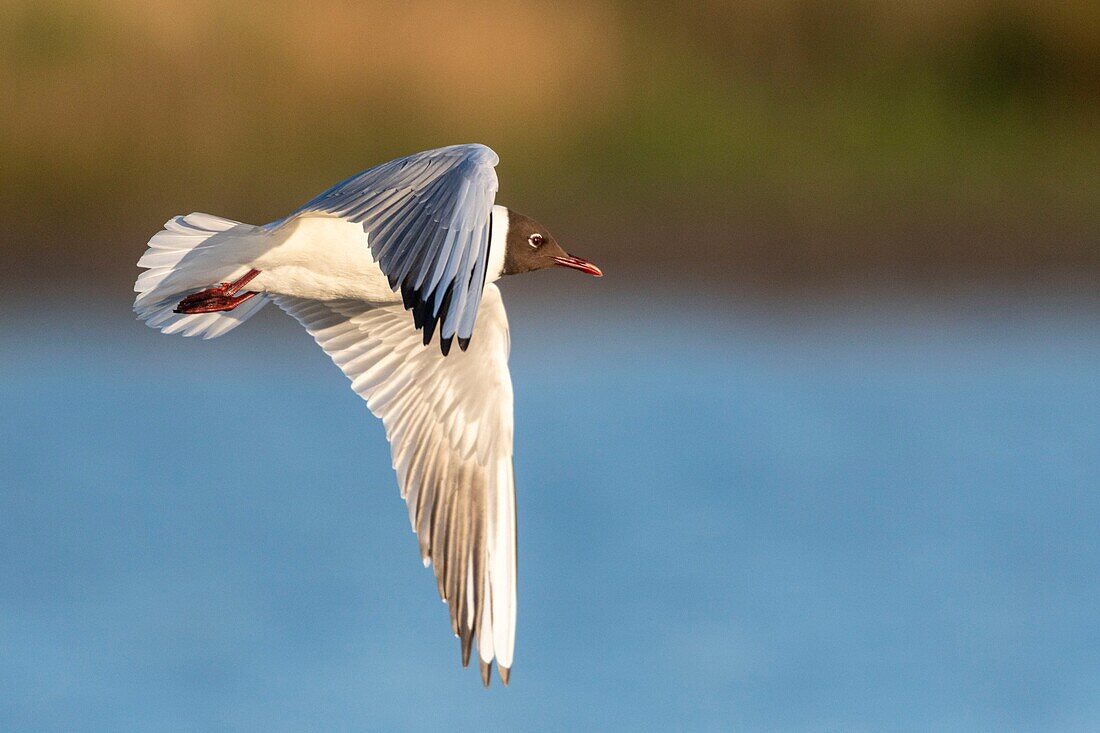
1,1 -> 1098,730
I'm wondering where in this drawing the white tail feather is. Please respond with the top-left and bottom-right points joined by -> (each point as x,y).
134,212 -> 270,339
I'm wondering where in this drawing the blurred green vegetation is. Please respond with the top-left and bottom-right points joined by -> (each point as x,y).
1,0 -> 1097,293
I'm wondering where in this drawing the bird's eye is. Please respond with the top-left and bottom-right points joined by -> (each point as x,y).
528,233 -> 543,248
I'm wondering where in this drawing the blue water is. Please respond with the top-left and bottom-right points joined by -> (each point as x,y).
2,295 -> 1099,731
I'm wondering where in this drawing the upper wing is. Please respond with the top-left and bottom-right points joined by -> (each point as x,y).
292,144 -> 500,355
274,284 -> 516,686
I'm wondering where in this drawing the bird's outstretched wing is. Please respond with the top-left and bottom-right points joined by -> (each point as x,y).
291,144 -> 500,354
274,284 -> 516,686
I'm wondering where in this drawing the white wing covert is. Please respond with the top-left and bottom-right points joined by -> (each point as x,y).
275,285 -> 517,685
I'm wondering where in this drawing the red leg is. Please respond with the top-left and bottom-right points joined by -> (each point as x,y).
220,268 -> 260,296
174,269 -> 261,314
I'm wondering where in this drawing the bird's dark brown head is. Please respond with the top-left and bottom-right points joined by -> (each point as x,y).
501,211 -> 602,278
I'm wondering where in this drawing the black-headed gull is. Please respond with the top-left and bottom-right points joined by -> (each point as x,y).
133,144 -> 601,686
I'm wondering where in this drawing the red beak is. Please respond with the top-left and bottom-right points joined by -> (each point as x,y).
553,255 -> 603,277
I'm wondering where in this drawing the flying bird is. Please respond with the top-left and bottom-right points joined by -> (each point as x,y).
132,144 -> 601,686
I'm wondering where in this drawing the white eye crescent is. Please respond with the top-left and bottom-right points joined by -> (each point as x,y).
528,233 -> 544,248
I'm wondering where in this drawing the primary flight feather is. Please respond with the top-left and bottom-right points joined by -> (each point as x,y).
133,144 -> 601,686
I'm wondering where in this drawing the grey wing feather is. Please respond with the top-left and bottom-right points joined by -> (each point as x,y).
293,144 -> 500,354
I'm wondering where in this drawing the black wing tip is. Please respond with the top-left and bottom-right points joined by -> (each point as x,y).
479,659 -> 492,687
461,632 -> 474,668
404,289 -> 440,347
401,284 -> 418,311
421,318 -> 437,346
407,292 -> 425,330
401,282 -> 467,356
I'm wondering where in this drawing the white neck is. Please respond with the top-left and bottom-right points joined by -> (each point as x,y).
486,205 -> 509,284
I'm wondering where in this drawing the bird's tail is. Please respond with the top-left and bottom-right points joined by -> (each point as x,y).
133,212 -> 270,339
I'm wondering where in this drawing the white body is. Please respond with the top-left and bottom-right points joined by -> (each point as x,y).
250,215 -> 401,303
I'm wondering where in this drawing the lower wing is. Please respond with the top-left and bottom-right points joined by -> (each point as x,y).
275,283 -> 517,685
